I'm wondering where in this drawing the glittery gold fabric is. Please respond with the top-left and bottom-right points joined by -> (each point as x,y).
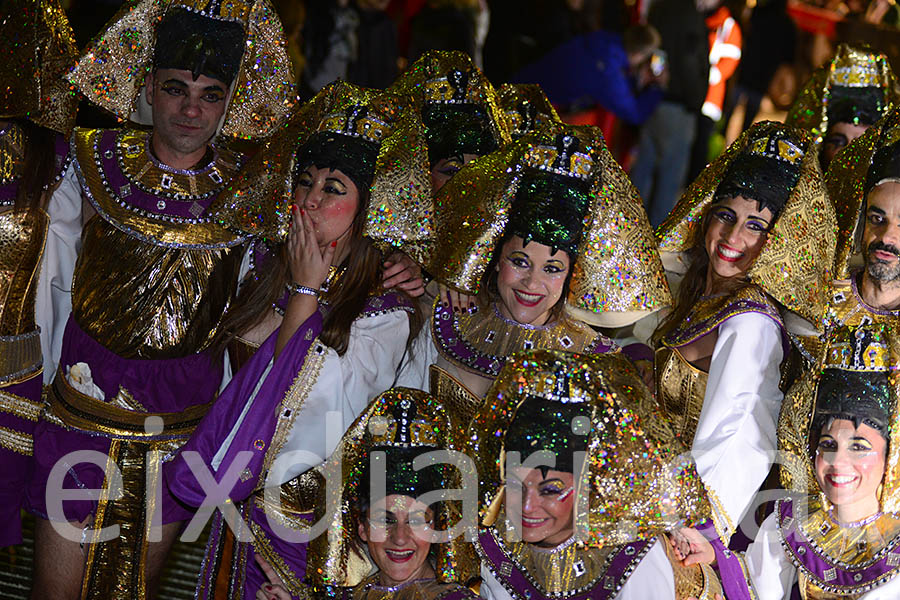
497,83 -> 561,138
823,108 -> 900,279
780,496 -> 900,599
72,216 -> 243,358
469,350 -> 711,548
0,207 -> 47,337
429,123 -> 671,328
344,574 -> 478,600
786,44 -> 900,144
657,121 -> 837,327
73,128 -> 252,246
0,122 -> 24,185
307,388 -> 477,589
217,81 -> 434,258
0,0 -> 78,134
66,0 -> 295,140
654,346 -> 709,443
45,374 -> 211,600
390,50 -> 512,150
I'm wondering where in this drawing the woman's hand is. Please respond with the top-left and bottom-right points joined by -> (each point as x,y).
288,205 -> 336,291
438,283 -> 477,314
669,527 -> 717,566
383,251 -> 425,296
254,554 -> 292,600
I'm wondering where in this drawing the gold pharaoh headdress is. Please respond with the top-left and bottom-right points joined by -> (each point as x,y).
216,81 -> 433,255
0,0 -> 78,134
468,349 -> 711,548
824,107 -> 900,279
497,83 -> 561,139
786,44 -> 900,142
306,388 -> 477,589
428,122 -> 671,327
390,50 -> 512,158
657,121 -> 836,327
66,0 -> 295,140
779,329 -> 900,513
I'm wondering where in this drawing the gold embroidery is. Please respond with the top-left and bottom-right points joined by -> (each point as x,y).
0,425 -> 31,455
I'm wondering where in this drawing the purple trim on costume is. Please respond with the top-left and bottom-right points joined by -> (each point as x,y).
664,295 -> 789,355
96,129 -> 218,219
703,523 -> 752,600
165,311 -> 325,507
432,302 -> 613,379
240,502 -> 312,600
622,342 -> 653,363
361,290 -> 414,317
778,498 -> 900,593
478,530 -> 651,600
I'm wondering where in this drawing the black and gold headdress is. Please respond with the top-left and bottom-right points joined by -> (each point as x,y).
468,350 -> 711,547
216,81 -> 433,258
780,330 -> 900,512
0,0 -> 78,134
66,0 -> 295,140
497,83 -> 561,139
429,122 -> 671,327
658,121 -> 836,327
307,388 -> 477,589
786,44 -> 900,142
391,50 -> 512,165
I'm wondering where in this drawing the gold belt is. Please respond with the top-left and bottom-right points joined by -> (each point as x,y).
0,330 -> 41,384
47,369 -> 213,600
48,369 -> 211,440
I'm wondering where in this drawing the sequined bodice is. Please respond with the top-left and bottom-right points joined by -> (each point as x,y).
0,208 -> 47,336
654,346 -> 708,442
72,217 -> 243,359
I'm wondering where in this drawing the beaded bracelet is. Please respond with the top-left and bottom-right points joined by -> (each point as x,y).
286,282 -> 320,298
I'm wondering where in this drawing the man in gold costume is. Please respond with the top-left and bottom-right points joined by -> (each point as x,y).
24,2 -> 296,598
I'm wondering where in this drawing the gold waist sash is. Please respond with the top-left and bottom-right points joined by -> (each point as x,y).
655,346 -> 708,442
47,370 -> 212,600
0,329 -> 41,383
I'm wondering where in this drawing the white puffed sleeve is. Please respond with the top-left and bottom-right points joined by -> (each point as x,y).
692,312 -> 784,533
274,308 -> 411,484
744,512 -> 795,600
394,315 -> 437,391
616,541 -> 675,599
36,162 -> 83,383
479,563 -> 512,600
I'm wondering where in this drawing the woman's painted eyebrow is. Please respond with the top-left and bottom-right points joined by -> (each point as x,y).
747,215 -> 770,226
324,177 -> 346,185
539,478 -> 564,486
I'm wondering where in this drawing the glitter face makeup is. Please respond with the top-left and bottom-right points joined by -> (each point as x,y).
704,195 -> 773,288
496,236 -> 570,326
507,467 -> 577,547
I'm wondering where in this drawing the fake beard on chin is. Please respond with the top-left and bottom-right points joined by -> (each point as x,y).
866,243 -> 900,282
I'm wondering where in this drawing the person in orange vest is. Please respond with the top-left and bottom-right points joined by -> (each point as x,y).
689,1 -> 742,180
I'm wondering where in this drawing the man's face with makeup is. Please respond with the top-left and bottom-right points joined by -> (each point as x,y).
146,68 -> 228,162
507,466 -> 576,547
863,181 -> 900,283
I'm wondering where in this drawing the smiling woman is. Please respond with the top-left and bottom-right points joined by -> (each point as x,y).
653,121 -> 836,559
396,123 -> 671,411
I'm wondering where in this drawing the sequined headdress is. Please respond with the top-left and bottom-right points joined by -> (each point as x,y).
66,0 -> 295,140
428,122 -> 671,327
657,121 -> 836,326
497,83 -> 561,139
0,0 -> 78,134
217,81 -> 433,257
786,44 -> 900,141
825,108 -> 900,278
307,388 -> 476,589
468,350 -> 710,547
390,50 -> 512,165
779,329 -> 900,512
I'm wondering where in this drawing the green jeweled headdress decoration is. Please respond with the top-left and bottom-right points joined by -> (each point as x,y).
390,50 -> 512,166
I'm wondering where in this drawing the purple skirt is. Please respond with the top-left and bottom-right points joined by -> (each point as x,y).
0,373 -> 42,546
26,316 -> 221,523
